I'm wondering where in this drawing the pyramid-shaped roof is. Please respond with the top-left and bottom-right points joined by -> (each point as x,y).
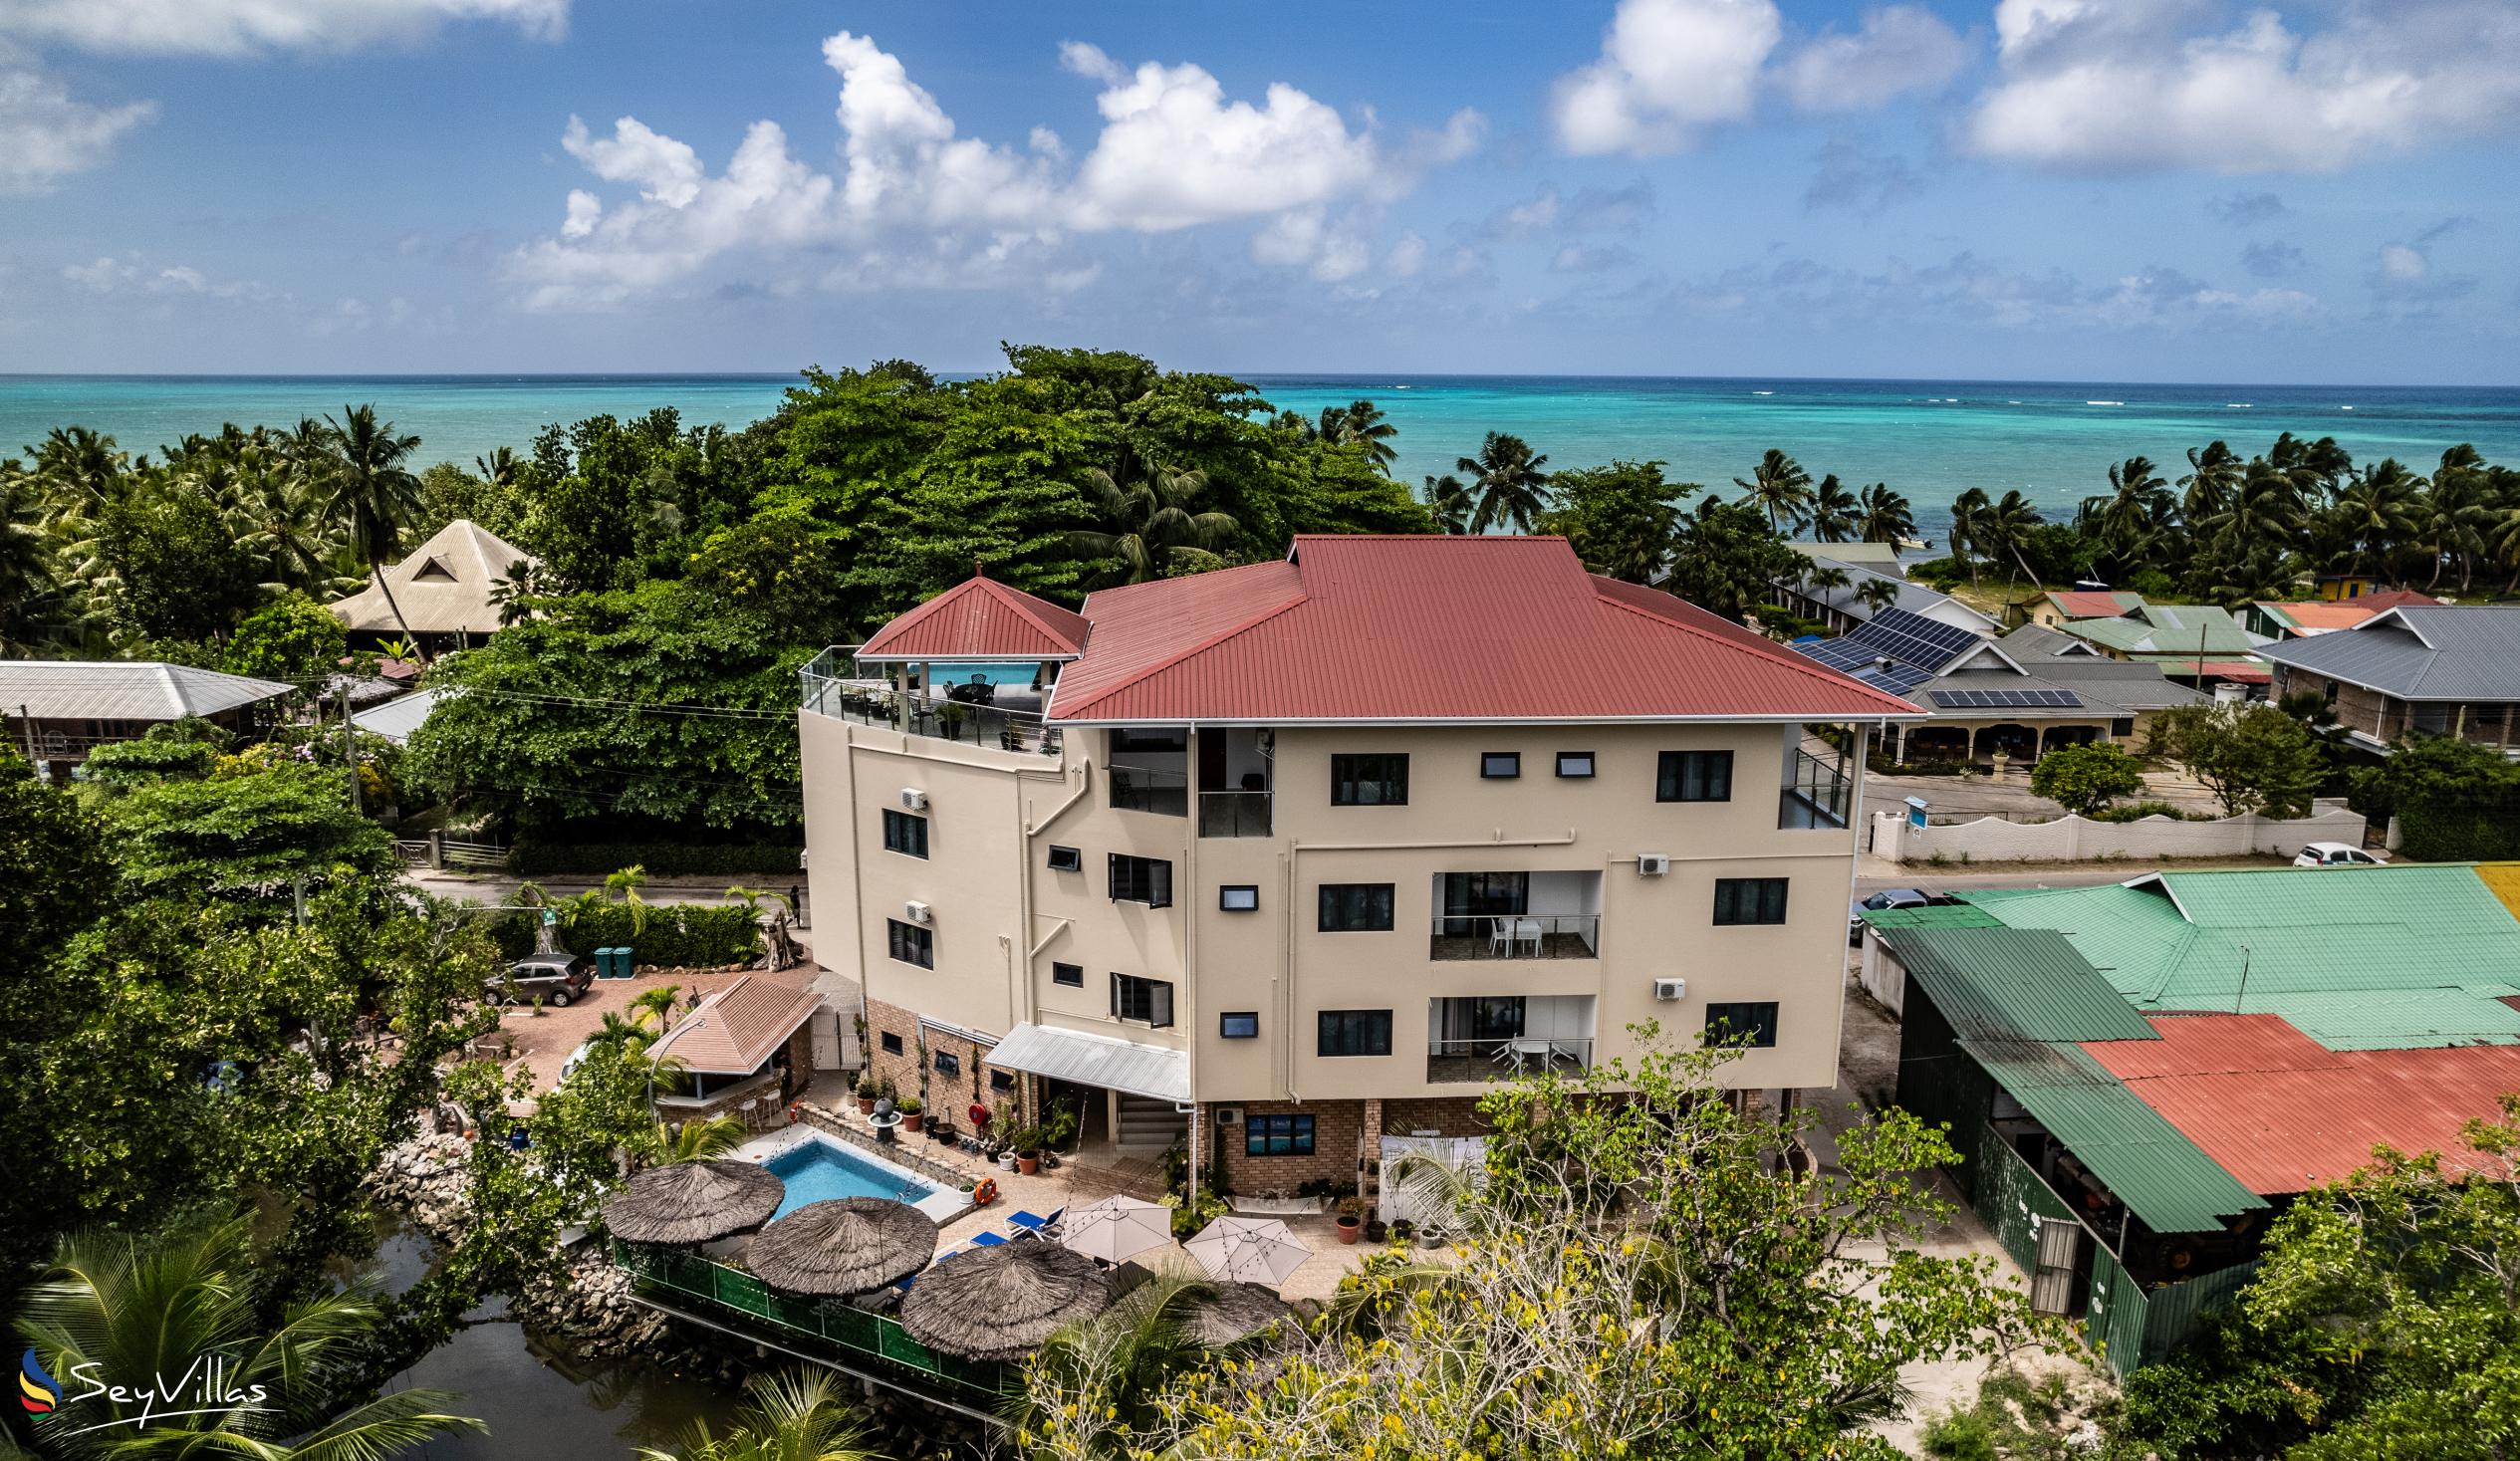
328,520 -> 536,635
856,575 -> 1091,662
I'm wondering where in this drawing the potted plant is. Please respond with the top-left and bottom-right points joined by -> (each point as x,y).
1335,1197 -> 1365,1245
1365,1216 -> 1388,1244
855,1076 -> 879,1115
1389,1218 -> 1414,1246
897,1095 -> 923,1133
1013,1125 -> 1043,1177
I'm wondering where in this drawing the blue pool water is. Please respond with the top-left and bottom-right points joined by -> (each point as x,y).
764,1137 -> 943,1217
923,661 -> 1046,687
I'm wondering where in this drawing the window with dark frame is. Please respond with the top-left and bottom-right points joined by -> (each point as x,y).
879,1031 -> 903,1055
1712,877 -> 1790,925
1330,753 -> 1409,806
1317,882 -> 1396,932
1556,751 -> 1596,779
1656,749 -> 1734,802
881,809 -> 929,857
1246,1112 -> 1315,1156
1052,961 -> 1084,987
1111,972 -> 1175,1027
1108,853 -> 1174,907
885,918 -> 934,967
1317,1008 -> 1392,1057
1704,1001 -> 1781,1048
990,1070 -> 1014,1092
1219,884 -> 1259,911
1047,845 -> 1082,872
1480,752 -> 1521,779
933,1051 -> 961,1077
1219,1011 -> 1259,1039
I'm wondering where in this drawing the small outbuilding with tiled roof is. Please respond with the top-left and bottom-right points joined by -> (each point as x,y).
648,975 -> 827,1123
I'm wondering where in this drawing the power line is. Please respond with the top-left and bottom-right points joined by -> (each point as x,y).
432,684 -> 791,722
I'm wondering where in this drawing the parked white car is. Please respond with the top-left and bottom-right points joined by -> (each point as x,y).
2293,841 -> 2386,868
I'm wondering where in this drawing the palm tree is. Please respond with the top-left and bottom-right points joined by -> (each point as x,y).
1069,464 -> 1237,585
22,424 -> 128,532
322,404 -> 425,644
724,885 -> 798,969
630,983 -> 685,1029
1807,473 -> 1859,543
487,558 -> 544,626
225,454 -> 348,597
1802,564 -> 1852,599
656,1113 -> 749,1162
1456,432 -> 1552,534
1732,449 -> 1814,535
475,445 -> 522,487
2178,440 -> 2244,524
2419,444 -> 2493,590
1855,483 -> 1914,546
1946,487 -> 1991,589
1013,1272 -> 1279,1453
14,1213 -> 481,1459
1420,473 -> 1472,534
1856,577 -> 1902,616
638,1369 -> 877,1461
1976,489 -> 2048,593
2326,459 -> 2426,582
1316,400 -> 1398,472
606,863 -> 653,935
2081,456 -> 2172,570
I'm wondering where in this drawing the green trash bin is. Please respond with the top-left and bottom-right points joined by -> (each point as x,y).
595,947 -> 628,979
612,946 -> 635,978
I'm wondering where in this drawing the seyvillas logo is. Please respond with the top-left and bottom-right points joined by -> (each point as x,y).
19,1349 -> 61,1414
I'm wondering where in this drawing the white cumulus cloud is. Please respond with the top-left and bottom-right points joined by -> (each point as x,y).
0,48 -> 153,194
1779,5 -> 1971,112
0,0 -> 566,57
1968,0 -> 2520,172
1552,0 -> 1782,155
517,31 -> 1479,308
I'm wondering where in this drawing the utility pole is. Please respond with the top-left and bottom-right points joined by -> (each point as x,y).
16,703 -> 35,769
342,684 -> 364,816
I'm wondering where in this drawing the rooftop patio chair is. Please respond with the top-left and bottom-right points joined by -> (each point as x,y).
1487,916 -> 1514,957
1007,1206 -> 1065,1239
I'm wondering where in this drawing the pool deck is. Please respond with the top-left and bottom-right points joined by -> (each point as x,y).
742,1125 -> 971,1225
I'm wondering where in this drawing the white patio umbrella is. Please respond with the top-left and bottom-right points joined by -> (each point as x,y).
1060,1195 -> 1175,1266
1183,1215 -> 1311,1289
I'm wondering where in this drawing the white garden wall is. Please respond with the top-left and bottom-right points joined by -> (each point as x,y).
1871,802 -> 2366,865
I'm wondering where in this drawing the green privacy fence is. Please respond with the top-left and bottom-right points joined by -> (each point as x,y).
2089,1250 -> 2262,1379
611,1240 -> 1010,1402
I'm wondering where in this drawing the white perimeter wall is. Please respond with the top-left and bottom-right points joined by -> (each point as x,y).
1871,802 -> 2367,864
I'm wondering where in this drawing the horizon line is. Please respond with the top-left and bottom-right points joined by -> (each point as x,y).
3,370 -> 2517,392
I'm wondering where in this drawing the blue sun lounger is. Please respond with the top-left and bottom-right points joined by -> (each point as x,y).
1006,1206 -> 1065,1238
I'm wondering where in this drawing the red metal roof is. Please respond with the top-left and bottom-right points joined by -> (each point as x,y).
2162,658 -> 2272,682
1045,535 -> 1921,723
2359,589 -> 2446,611
2048,591 -> 2140,618
2085,1014 -> 2520,1195
858,576 -> 1090,661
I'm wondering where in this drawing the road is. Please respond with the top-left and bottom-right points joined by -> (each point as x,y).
1854,863 -> 2170,895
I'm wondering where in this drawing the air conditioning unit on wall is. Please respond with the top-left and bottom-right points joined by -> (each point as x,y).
899,788 -> 928,811
1652,977 -> 1686,1002
1215,1106 -> 1243,1125
1638,853 -> 1670,875
903,900 -> 933,925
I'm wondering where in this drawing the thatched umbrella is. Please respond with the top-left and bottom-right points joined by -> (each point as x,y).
899,1240 -> 1113,1360
1176,1282 -> 1295,1347
747,1197 -> 938,1297
600,1159 -> 784,1245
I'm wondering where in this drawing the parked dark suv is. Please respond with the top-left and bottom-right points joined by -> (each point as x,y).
487,952 -> 594,1008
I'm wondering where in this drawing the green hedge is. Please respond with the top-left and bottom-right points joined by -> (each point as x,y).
2396,794 -> 2520,862
510,840 -> 803,877
489,901 -> 760,967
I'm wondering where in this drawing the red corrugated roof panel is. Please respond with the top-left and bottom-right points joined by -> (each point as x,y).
2050,591 -> 2139,618
2086,1013 -> 2520,1194
2359,589 -> 2446,611
858,576 -> 1090,661
1045,536 -> 1921,723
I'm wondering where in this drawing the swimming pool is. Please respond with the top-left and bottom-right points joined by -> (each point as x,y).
762,1134 -> 953,1218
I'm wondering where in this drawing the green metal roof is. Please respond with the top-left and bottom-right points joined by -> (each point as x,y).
2064,606 -> 2261,656
1875,926 -> 2160,1043
1862,902 -> 2003,930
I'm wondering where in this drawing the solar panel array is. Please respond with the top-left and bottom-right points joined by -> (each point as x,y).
1791,607 -> 1989,696
1928,688 -> 2084,709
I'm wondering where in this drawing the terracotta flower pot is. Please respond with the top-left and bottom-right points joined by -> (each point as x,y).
1336,1216 -> 1362,1245
1017,1152 -> 1040,1176
902,1112 -> 923,1132
858,1096 -> 876,1115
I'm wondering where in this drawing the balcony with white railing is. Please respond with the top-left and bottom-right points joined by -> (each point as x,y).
1425,995 -> 1596,1084
1427,870 -> 1602,960
800,648 -> 1063,756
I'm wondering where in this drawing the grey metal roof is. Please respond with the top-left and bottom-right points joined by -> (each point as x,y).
351,687 -> 447,745
1791,556 -> 2001,632
0,660 -> 294,721
2259,607 -> 2520,701
1788,541 -> 1906,573
986,1022 -> 1189,1103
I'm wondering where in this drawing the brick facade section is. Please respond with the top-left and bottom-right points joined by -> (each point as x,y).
1383,1096 -> 1490,1136
862,996 -> 1026,1132
1214,1099 -> 1367,1198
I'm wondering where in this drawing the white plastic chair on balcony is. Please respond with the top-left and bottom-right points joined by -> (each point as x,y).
1486,916 -> 1514,957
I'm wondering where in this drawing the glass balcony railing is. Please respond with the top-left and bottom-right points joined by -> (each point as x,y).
1109,764 -> 1188,817
800,649 -> 1061,756
1425,1036 -> 1595,1084
1197,790 -> 1273,838
1427,914 -> 1600,961
1780,747 -> 1853,830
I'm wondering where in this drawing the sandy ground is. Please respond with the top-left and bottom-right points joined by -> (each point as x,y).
480,962 -> 819,1092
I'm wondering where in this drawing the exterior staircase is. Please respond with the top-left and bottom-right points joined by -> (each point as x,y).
1116,1094 -> 1187,1153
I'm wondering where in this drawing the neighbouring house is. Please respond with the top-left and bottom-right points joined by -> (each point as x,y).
2054,604 -> 2273,696
1863,863 -> 2520,1374
1773,552 -> 1999,637
800,536 -> 1918,1204
0,659 -> 292,782
2247,590 -> 2445,641
2025,589 -> 2145,629
328,519 -> 537,655
647,974 -> 827,1125
349,686 -> 448,746
2259,605 -> 2520,756
2316,573 -> 2380,602
1791,609 -> 2198,766
1786,541 -> 1906,576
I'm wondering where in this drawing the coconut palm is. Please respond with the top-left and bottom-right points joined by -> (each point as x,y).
225,458 -> 349,597
1975,489 -> 2048,592
474,445 -> 522,487
1855,483 -> 1914,546
1802,564 -> 1852,598
1732,448 -> 1814,535
487,557 -> 544,627
2419,444 -> 2494,590
1456,432 -> 1552,534
2326,459 -> 2426,582
1856,577 -> 1903,616
1069,464 -> 1237,585
321,404 -> 425,644
1316,400 -> 1398,472
1420,473 -> 1473,534
14,1213 -> 481,1460
657,1113 -> 749,1163
21,425 -> 128,532
1946,487 -> 1992,589
630,983 -> 685,1029
2178,440 -> 2244,523
724,885 -> 798,969
2081,456 -> 2173,570
1807,473 -> 1859,543
606,863 -> 653,935
638,1369 -> 878,1461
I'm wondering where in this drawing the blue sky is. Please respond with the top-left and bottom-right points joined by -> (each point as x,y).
3,0 -> 2515,382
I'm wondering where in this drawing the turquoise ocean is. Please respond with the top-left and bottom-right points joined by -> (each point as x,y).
7,372 -> 2517,539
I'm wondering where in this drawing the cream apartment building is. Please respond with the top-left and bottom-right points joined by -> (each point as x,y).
798,535 -> 1917,1197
